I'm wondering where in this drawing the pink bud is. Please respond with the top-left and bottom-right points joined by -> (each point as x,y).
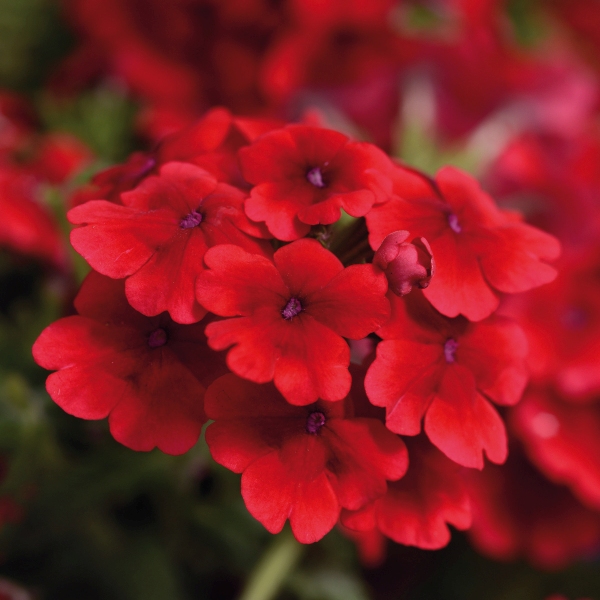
373,231 -> 435,296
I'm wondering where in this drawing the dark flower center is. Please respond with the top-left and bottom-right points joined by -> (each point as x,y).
139,156 -> 157,177
306,166 -> 326,188
180,210 -> 203,229
148,327 -> 168,348
447,213 -> 461,233
281,297 -> 303,320
561,306 -> 588,329
444,338 -> 458,363
306,411 -> 326,434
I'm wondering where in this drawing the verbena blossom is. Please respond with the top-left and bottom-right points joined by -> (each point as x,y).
511,387 -> 600,511
239,125 -> 394,240
465,449 -> 600,569
373,230 -> 434,296
341,436 -> 472,549
196,238 -> 390,405
69,161 -> 272,324
33,272 -> 225,454
204,374 -> 408,543
33,110 -> 562,552
365,291 -> 529,468
367,164 -> 561,321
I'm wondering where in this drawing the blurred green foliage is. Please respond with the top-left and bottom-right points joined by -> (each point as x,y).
38,88 -> 139,163
0,0 -> 72,91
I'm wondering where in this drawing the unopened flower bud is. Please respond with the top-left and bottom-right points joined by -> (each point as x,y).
373,231 -> 435,296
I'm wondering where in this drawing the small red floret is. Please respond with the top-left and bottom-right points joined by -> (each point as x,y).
365,291 -> 529,468
32,272 -> 225,454
239,125 -> 394,240
204,374 -> 408,543
68,161 -> 271,323
366,165 -> 561,321
341,437 -> 471,550
196,238 -> 390,405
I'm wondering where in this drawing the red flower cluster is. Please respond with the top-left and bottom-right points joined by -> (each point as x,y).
34,110 -> 559,547
33,273 -> 223,454
54,0 -> 600,151
0,92 -> 90,269
56,0 -> 410,146
463,81 -> 600,569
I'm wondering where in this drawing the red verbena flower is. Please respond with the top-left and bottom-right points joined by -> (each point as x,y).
0,166 -> 69,270
0,93 -> 90,270
32,272 -> 224,454
157,107 -> 282,189
195,238 -> 390,405
70,151 -> 159,208
204,373 -> 408,543
341,436 -> 471,549
505,251 -> 600,401
366,164 -> 561,321
485,131 -> 600,249
511,387 -> 600,510
29,132 -> 92,185
465,449 -> 600,569
69,161 -> 271,324
365,291 -> 529,468
70,107 -> 280,207
239,124 -> 394,240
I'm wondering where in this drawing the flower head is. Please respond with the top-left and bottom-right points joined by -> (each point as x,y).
69,161 -> 271,323
32,272 -> 225,454
196,238 -> 390,405
239,125 -> 393,240
367,165 -> 561,321
204,374 -> 408,543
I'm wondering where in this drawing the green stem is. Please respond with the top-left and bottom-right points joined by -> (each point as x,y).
338,237 -> 374,266
238,528 -> 304,600
328,214 -> 362,255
